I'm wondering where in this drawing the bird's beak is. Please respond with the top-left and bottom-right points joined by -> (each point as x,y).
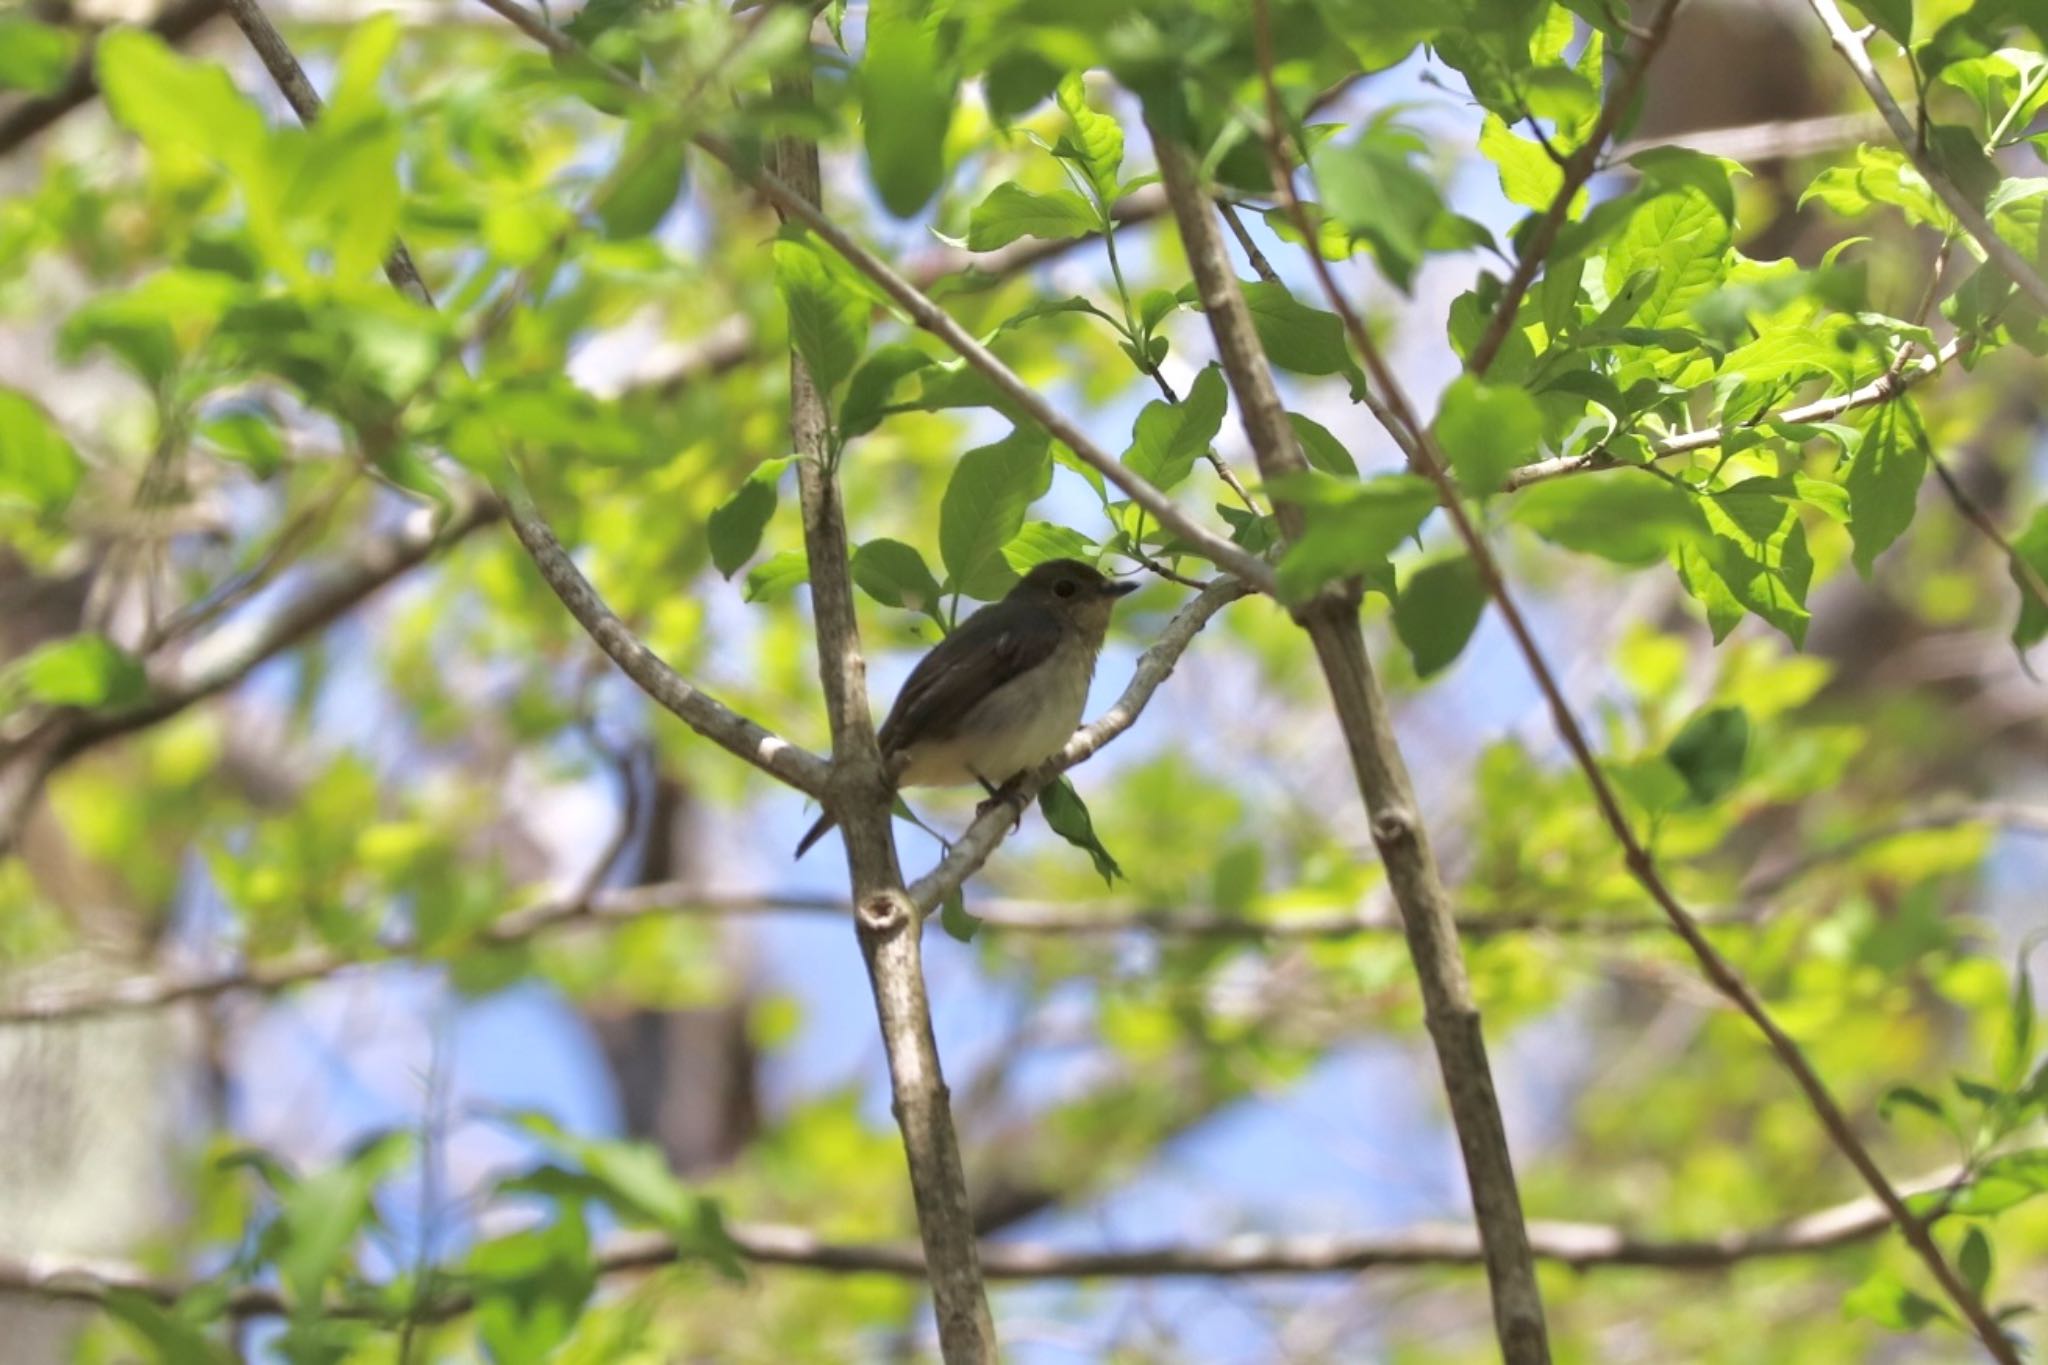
1104,579 -> 1139,598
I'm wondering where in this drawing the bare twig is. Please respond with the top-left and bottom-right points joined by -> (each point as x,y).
0,1164 -> 1961,1319
1611,111 -> 1884,165
1466,0 -> 1686,379
1258,16 -> 2020,1362
1151,112 -> 1553,1365
1808,0 -> 2048,315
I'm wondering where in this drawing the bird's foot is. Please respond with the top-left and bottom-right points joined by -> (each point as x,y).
973,775 -> 1027,833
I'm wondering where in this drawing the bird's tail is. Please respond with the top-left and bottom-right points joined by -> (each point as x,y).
794,809 -> 837,859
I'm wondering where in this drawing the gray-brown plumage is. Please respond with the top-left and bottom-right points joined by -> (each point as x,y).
795,558 -> 1136,857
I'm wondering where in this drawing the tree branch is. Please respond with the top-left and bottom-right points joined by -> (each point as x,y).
1256,15 -> 2020,1360
468,0 -> 1275,596
1502,336 -> 1969,491
1149,113 -> 1553,1365
769,58 -> 996,1361
0,1164 -> 1961,1320
1807,0 -> 2048,315
1466,0 -> 1685,379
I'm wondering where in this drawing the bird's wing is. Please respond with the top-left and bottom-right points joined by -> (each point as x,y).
878,601 -> 1064,755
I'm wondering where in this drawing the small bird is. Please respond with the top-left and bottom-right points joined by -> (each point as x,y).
796,558 -> 1138,858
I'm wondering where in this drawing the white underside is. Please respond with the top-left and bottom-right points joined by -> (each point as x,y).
894,647 -> 1093,789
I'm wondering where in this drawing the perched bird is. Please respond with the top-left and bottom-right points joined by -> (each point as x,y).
796,558 -> 1137,858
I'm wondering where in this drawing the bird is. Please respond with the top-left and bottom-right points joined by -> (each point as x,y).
795,558 -> 1138,858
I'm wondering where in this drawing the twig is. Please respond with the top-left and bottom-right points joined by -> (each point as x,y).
1466,0 -> 1685,379
1611,111 -> 1884,165
1256,14 -> 2021,1362
1503,337 -> 1970,491
1807,0 -> 2048,315
1152,89 -> 1553,1365
0,1164 -> 1961,1318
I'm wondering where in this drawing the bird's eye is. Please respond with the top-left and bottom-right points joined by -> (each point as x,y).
1054,579 -> 1077,598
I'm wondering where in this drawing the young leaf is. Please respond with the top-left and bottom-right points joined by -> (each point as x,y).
6,634 -> 148,710
1287,412 -> 1358,476
1003,521 -> 1096,574
1665,704 -> 1749,805
1514,470 -> 1703,566
966,183 -> 1097,250
1312,127 -> 1445,291
1433,375 -> 1543,495
1844,402 -> 1928,576
851,538 -> 944,617
598,127 -> 688,239
1055,73 -> 1123,202
1393,554 -> 1488,678
745,550 -> 810,603
1040,776 -> 1122,884
0,388 -> 84,514
706,458 -> 791,578
860,0 -> 955,216
840,344 -> 935,437
2008,504 -> 2048,650
1123,364 -> 1228,491
1271,471 -> 1438,602
940,886 -> 981,942
1241,281 -> 1355,377
0,17 -> 81,97
773,237 -> 867,395
939,425 -> 1051,599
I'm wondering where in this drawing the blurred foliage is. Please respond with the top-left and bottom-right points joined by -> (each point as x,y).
2,0 -> 2046,1360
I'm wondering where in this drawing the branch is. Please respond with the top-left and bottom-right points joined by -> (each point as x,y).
1257,19 -> 2019,1364
769,56 -> 996,1361
0,0 -> 223,158
1151,88 -> 1552,1365
208,0 -> 830,800
1611,110 -> 1885,165
0,1165 -> 1962,1320
1466,0 -> 1685,379
1808,0 -> 2048,315
0,494 -> 498,857
469,0 -> 1276,596
906,577 -> 1249,914
1502,336 -> 1969,491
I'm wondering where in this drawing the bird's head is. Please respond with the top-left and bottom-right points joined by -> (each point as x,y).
1007,558 -> 1139,635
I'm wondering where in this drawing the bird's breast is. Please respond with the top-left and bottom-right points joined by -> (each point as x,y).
895,642 -> 1095,789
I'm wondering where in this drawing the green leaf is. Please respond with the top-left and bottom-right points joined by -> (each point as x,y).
1878,1082 -> 1949,1123
860,0 -> 956,217
1844,1269 -> 1950,1331
1241,281 -> 1355,378
97,29 -> 268,171
966,183 -> 1097,250
1947,1149 -> 2048,1215
2000,945 -> 2038,1089
1272,471 -> 1438,601
6,635 -> 148,710
851,538 -> 944,617
469,1212 -> 595,1365
774,236 -> 868,396
1393,554 -> 1488,678
706,457 -> 791,578
598,127 -> 688,239
1665,704 -> 1749,805
1003,522 -> 1096,574
840,344 -> 935,437
1514,470 -> 1703,565
102,1290 -> 229,1365
2007,504 -> 2048,650
1479,114 -> 1565,210
1699,478 -> 1815,646
0,388 -> 84,514
276,1133 -> 411,1310
1600,188 -> 1733,327
1039,776 -> 1122,884
1288,412 -> 1358,476
1802,145 -> 1955,232
940,886 -> 982,942
0,17 -> 81,96
1959,1225 -> 1993,1296
199,411 -> 285,479
745,550 -> 810,603
1434,375 -> 1543,495
939,425 -> 1052,599
1055,73 -> 1123,202
1844,402 -> 1927,576
1123,364 -> 1228,491
1313,126 -> 1446,290
1861,0 -> 1912,46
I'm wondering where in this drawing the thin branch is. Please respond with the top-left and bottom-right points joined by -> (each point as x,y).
1258,23 -> 2020,1365
1466,0 -> 1685,379
906,577 -> 1250,914
468,0 -> 1275,596
1153,88 -> 1552,1365
1808,0 -> 2048,316
209,0 -> 829,800
0,1164 -> 1962,1320
1927,448 -> 2048,623
1503,336 -> 1970,491
1611,111 -> 1885,165
0,0 -> 223,158
770,55 -> 996,1362
0,494 -> 498,857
